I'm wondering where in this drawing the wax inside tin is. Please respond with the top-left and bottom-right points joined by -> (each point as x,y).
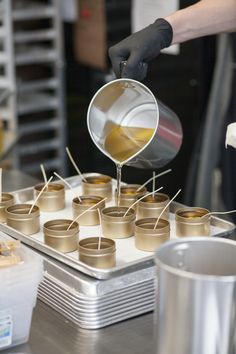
36,184 -> 63,192
75,198 -> 97,206
142,195 -> 167,203
137,221 -> 167,230
121,188 -> 139,195
180,211 -> 208,219
86,177 -> 110,185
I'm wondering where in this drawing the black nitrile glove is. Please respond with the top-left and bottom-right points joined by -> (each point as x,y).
108,18 -> 173,81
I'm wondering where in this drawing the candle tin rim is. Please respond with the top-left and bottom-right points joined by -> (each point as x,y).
101,206 -> 135,220
135,217 -> 170,232
119,184 -> 147,195
6,203 -> 40,218
34,182 -> 65,195
176,207 -> 210,222
78,237 -> 116,256
0,193 -> 14,205
139,192 -> 170,206
43,219 -> 79,237
73,195 -> 104,206
82,175 -> 112,185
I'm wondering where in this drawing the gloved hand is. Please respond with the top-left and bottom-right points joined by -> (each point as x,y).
109,18 -> 173,81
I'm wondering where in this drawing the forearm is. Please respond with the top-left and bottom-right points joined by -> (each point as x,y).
165,0 -> 236,44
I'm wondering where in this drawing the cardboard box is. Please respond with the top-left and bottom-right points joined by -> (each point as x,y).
74,0 -> 107,70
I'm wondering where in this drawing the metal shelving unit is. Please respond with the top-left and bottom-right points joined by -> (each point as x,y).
0,0 -> 67,177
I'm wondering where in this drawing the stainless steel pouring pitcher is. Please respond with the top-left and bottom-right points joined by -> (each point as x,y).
154,237 -> 236,354
87,79 -> 183,169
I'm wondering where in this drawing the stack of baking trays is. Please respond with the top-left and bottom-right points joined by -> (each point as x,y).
0,174 -> 235,329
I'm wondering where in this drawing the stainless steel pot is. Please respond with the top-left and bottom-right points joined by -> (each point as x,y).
87,79 -> 182,169
154,237 -> 236,354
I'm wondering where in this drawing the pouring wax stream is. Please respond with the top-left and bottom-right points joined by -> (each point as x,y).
104,125 -> 156,206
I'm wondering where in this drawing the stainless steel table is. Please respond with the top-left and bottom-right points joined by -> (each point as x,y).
2,302 -> 155,354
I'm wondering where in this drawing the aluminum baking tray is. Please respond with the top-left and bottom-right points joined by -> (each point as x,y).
38,256 -> 156,329
0,173 -> 235,280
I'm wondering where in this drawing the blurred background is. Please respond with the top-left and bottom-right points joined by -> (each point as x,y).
0,0 -> 235,215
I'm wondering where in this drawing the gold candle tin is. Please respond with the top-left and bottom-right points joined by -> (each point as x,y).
34,183 -> 65,212
43,219 -> 79,253
101,206 -> 136,239
137,192 -> 170,220
175,207 -> 210,237
82,175 -> 112,201
0,193 -> 15,223
135,218 -> 170,252
6,204 -> 40,235
72,196 -> 106,226
116,184 -> 147,207
78,237 -> 116,269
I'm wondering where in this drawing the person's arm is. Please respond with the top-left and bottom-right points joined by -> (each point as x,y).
109,0 -> 236,80
166,0 -> 236,44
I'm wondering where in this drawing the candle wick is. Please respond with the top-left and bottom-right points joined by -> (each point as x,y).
40,164 -> 48,186
67,197 -> 107,230
136,168 -> 172,192
154,189 -> 181,229
29,176 -> 53,214
65,146 -> 87,182
53,172 -> 82,203
201,209 -> 236,218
